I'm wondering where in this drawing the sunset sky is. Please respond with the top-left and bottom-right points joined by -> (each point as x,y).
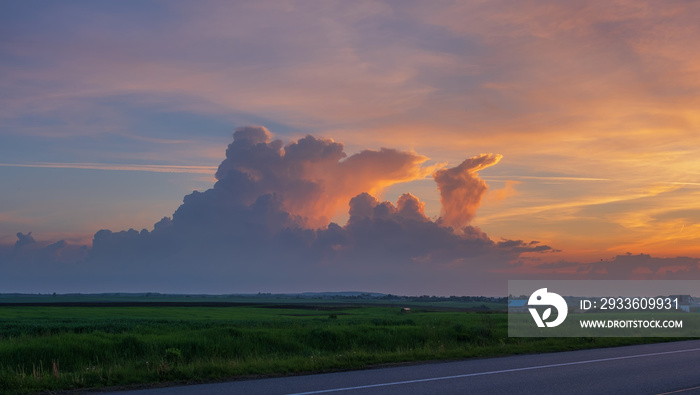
2,1 -> 700,295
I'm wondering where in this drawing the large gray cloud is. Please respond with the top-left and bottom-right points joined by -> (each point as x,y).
2,127 -> 555,294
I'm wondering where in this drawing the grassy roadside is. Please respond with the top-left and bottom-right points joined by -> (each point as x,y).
0,305 -> 679,394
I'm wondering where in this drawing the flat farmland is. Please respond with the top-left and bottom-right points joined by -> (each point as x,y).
0,303 -> 673,394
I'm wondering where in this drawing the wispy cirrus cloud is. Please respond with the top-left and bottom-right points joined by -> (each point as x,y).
0,162 -> 218,174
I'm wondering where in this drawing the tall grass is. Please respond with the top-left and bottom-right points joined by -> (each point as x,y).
0,306 -> 668,394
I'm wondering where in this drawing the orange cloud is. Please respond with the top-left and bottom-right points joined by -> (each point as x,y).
487,180 -> 520,203
214,127 -> 439,228
433,153 -> 502,231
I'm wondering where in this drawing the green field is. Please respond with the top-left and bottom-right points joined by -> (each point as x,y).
0,304 -> 677,394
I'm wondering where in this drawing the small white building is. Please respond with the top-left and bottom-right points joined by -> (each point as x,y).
669,295 -> 699,312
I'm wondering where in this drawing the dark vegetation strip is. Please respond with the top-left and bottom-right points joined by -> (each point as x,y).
0,302 -> 495,312
0,302 -> 330,308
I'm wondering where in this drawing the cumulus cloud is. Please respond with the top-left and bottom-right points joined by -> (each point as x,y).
434,153 -> 503,231
212,126 -> 437,227
1,128 -> 553,295
339,192 -> 499,265
82,128 -> 553,292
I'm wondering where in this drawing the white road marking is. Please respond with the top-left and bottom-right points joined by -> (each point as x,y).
655,385 -> 700,395
287,347 -> 700,394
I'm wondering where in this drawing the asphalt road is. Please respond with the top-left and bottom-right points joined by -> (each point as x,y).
98,340 -> 700,395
